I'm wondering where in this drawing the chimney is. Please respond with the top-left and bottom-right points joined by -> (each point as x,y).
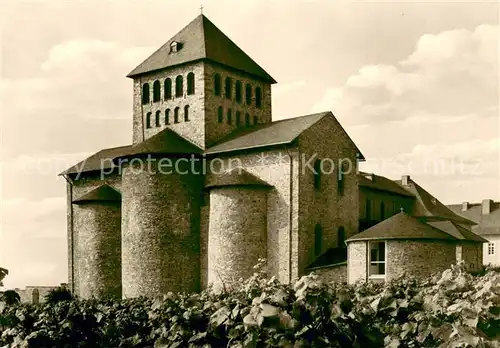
462,202 -> 469,211
482,199 -> 493,215
401,175 -> 411,186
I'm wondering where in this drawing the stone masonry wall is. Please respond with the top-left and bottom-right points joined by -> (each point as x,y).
347,241 -> 367,284
207,187 -> 267,291
298,114 -> 359,277
386,240 -> 456,281
73,202 -> 121,299
461,242 -> 483,272
203,63 -> 272,147
308,264 -> 347,284
121,158 -> 203,298
132,61 -> 206,147
359,188 -> 414,222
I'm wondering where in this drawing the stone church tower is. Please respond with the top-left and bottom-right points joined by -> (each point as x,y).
61,14 -> 364,299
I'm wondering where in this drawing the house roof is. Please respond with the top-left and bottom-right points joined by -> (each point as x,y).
114,128 -> 203,161
72,185 -> 121,204
206,112 -> 365,159
447,201 -> 500,235
358,172 -> 414,197
426,220 -> 488,243
127,14 -> 276,83
205,168 -> 271,189
306,247 -> 347,270
59,145 -> 132,176
346,212 -> 459,242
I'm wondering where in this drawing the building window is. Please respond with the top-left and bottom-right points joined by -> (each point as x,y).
338,226 -> 346,248
337,167 -> 345,196
184,105 -> 190,121
175,75 -> 183,97
235,80 -> 242,103
170,41 -> 179,53
366,199 -> 372,220
174,107 -> 180,123
153,80 -> 161,102
245,113 -> 250,126
225,77 -> 232,99
142,83 -> 150,104
155,110 -> 161,127
314,224 -> 323,256
369,241 -> 386,277
245,83 -> 252,105
145,112 -> 152,128
164,78 -> 172,100
253,115 -> 258,125
165,109 -> 170,124
488,242 -> 495,255
313,159 -> 321,190
236,111 -> 241,126
255,87 -> 262,108
187,72 -> 195,95
380,202 -> 385,220
217,106 -> 223,123
214,74 -> 221,96
227,108 -> 232,125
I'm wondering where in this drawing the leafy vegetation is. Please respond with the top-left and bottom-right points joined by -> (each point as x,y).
0,261 -> 499,348
0,268 -> 7,288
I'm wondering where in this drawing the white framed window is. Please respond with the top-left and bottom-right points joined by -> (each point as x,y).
488,242 -> 495,255
369,241 -> 386,279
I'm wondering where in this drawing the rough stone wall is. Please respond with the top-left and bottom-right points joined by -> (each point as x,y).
347,241 -> 367,284
207,187 -> 267,291
201,147 -> 299,286
121,158 -> 203,297
68,172 -> 122,296
132,62 -> 206,147
203,63 -> 272,147
298,114 -> 359,277
461,242 -> 483,271
73,202 -> 122,299
307,264 -> 347,284
359,188 -> 414,223
386,240 -> 456,281
14,286 -> 60,304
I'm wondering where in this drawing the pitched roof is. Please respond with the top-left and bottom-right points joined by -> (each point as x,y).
72,185 -> 121,204
115,128 -> 203,160
447,201 -> 500,235
359,172 -> 414,197
346,212 -> 458,242
206,112 -> 365,159
127,14 -> 276,83
205,168 -> 271,189
425,220 -> 488,243
306,247 -> 347,270
60,145 -> 132,176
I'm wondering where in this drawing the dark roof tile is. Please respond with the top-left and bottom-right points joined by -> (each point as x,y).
205,168 -> 271,189
72,185 -> 121,204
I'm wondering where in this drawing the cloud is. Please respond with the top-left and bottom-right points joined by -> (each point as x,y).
313,24 -> 498,126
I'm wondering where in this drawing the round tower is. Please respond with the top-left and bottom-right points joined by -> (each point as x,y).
205,168 -> 271,291
117,129 -> 204,298
72,185 -> 122,299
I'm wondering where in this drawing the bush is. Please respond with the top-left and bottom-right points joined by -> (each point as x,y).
44,286 -> 73,305
0,290 -> 20,306
0,262 -> 499,348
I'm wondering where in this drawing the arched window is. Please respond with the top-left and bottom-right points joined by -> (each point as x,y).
214,74 -> 221,96
225,77 -> 232,99
175,75 -> 183,97
187,72 -> 195,95
253,115 -> 258,125
314,224 -> 323,256
155,110 -> 161,127
142,83 -> 150,104
380,202 -> 385,220
153,80 -> 161,102
165,109 -> 170,124
217,106 -> 223,123
164,78 -> 172,100
174,107 -> 180,123
32,288 -> 39,304
245,113 -> 250,126
227,108 -> 232,125
146,112 -> 152,128
245,84 -> 252,105
255,87 -> 262,108
236,111 -> 241,126
314,159 -> 321,190
184,105 -> 190,121
338,226 -> 346,248
235,80 -> 242,103
337,165 -> 345,196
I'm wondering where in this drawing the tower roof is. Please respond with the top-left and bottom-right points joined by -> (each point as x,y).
205,168 -> 272,189
72,185 -> 121,204
127,14 -> 276,83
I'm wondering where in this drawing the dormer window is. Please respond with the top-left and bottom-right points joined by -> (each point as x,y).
170,41 -> 182,53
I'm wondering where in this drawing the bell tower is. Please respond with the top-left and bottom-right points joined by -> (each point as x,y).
127,14 -> 276,149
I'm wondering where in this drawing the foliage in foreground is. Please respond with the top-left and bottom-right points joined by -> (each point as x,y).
0,262 -> 499,348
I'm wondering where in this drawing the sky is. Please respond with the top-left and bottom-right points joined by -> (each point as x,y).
0,0 -> 498,289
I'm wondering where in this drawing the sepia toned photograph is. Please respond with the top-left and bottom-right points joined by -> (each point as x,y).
1,0 -> 499,346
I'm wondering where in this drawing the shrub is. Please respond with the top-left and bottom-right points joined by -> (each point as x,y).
44,286 -> 73,305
